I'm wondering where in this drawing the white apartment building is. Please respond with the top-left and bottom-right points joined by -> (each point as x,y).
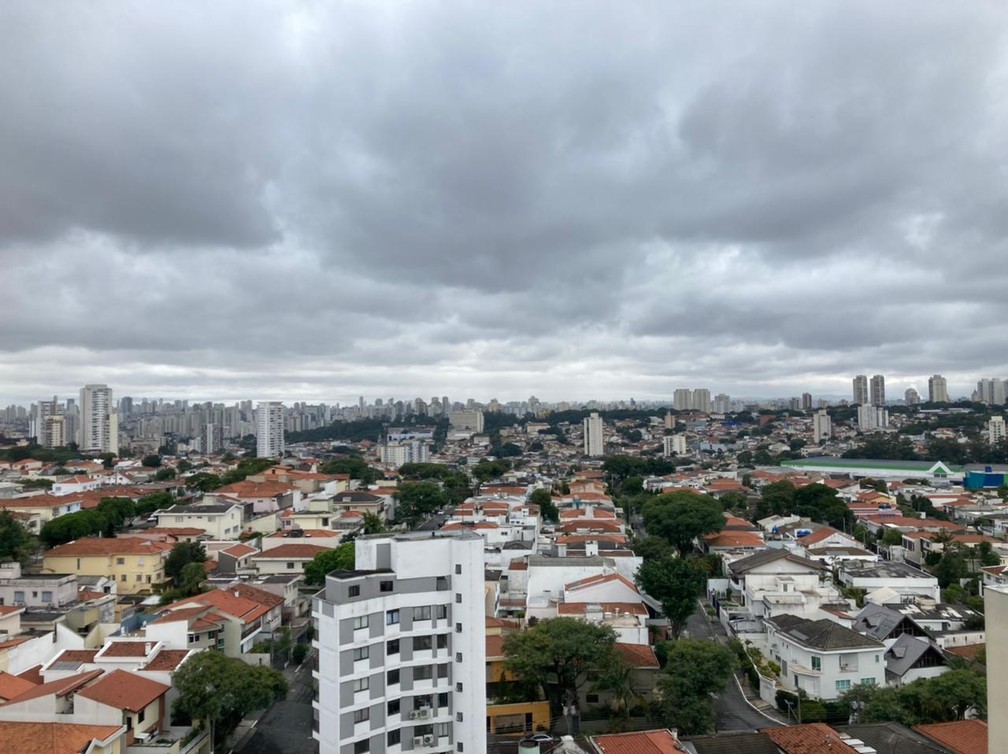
381,441 -> 430,467
988,416 -> 1006,445
312,532 -> 487,754
662,434 -> 687,457
257,401 -> 285,458
857,404 -> 889,431
812,410 -> 832,442
852,375 -> 869,405
449,410 -> 484,433
583,412 -> 604,457
79,384 -> 117,454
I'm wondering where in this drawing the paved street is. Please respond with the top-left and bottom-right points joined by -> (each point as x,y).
685,608 -> 785,732
237,657 -> 317,754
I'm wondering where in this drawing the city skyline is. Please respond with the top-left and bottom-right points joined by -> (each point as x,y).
4,4 -> 1008,412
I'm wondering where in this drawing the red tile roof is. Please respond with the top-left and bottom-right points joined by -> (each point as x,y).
762,723 -> 860,754
45,537 -> 171,557
77,669 -> 170,712
99,641 -> 153,658
593,729 -> 686,754
0,671 -> 37,701
0,721 -> 124,754
614,642 -> 659,669
915,720 -> 988,754
253,543 -> 328,559
565,572 -> 638,593
143,649 -> 191,672
4,669 -> 104,705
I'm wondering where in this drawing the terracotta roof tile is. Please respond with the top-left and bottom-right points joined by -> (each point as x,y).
143,649 -> 191,672
0,721 -> 124,754
614,642 -> 660,669
98,641 -> 153,658
77,669 -> 169,712
915,720 -> 988,754
45,537 -> 171,557
0,671 -> 37,701
593,729 -> 687,754
4,669 -> 104,705
252,543 -> 328,559
762,723 -> 860,754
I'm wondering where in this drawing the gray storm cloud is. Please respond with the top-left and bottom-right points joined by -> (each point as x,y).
1,1 -> 1007,404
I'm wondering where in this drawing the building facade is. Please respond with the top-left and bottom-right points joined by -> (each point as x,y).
583,412 -> 604,457
928,375 -> 949,404
852,375 -> 869,405
79,384 -> 117,454
256,401 -> 285,458
312,532 -> 487,754
869,374 -> 886,406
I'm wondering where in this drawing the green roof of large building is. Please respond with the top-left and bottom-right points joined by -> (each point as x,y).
781,457 -> 963,473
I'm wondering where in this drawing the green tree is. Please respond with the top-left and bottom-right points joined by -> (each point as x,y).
529,488 -> 559,522
155,467 -> 177,481
319,454 -> 381,484
394,481 -> 448,526
135,492 -> 175,517
304,542 -> 355,586
636,555 -> 705,639
142,454 -> 162,468
641,491 -> 724,556
165,542 -> 207,586
173,651 -> 287,746
0,510 -> 35,564
186,472 -> 222,492
362,512 -> 386,535
502,617 -> 618,713
178,561 -> 207,596
593,659 -> 645,720
652,640 -> 736,735
39,509 -> 108,547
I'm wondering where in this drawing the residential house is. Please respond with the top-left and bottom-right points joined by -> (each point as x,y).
41,538 -> 170,595
838,562 -> 941,604
251,543 -> 329,577
764,615 -> 886,700
0,562 -> 78,608
154,502 -> 243,540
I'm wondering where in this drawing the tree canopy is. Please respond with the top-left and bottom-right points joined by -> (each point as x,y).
319,454 -> 381,484
754,480 -> 854,530
502,617 -> 618,712
165,541 -> 207,586
529,488 -> 559,522
394,481 -> 448,526
173,651 -> 287,745
0,510 -> 35,564
651,640 -> 736,735
304,541 -> 355,586
636,554 -> 705,639
641,491 -> 724,556
842,669 -> 986,725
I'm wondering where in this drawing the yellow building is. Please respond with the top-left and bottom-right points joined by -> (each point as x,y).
42,538 -> 171,595
486,701 -> 551,737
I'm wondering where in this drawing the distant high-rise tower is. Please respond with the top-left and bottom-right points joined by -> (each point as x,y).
852,375 -> 869,405
812,409 -> 832,442
692,389 -> 712,413
256,401 -> 285,458
976,378 -> 1006,406
673,389 -> 692,411
904,388 -> 920,406
583,411 -> 604,457
928,375 -> 949,404
713,394 -> 731,414
79,384 -> 117,454
802,393 -> 813,411
869,375 -> 886,406
989,416 -> 1006,445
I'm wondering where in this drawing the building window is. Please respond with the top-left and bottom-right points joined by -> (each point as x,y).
437,634 -> 448,649
455,623 -> 462,633
436,576 -> 448,591
286,562 -> 295,570
860,678 -> 877,687
387,699 -> 400,716
41,591 -> 52,602
455,593 -> 462,603
380,580 -> 393,592
387,669 -> 400,685
414,606 -> 431,621
353,646 -> 369,661
386,609 -> 400,625
116,558 -> 125,565
455,564 -> 462,575
414,665 -> 433,680
455,652 -> 462,662
835,680 -> 851,693
354,708 -> 369,723
138,708 -> 145,723
438,692 -> 448,707
456,712 -> 464,722
437,722 -> 450,736
457,744 -> 464,752
811,656 -> 821,671
353,677 -> 369,692
136,574 -> 143,582
349,585 -> 360,598
353,741 -> 369,754
387,639 -> 400,655
456,683 -> 463,692
435,605 -> 448,620
413,636 -> 432,651
387,730 -> 401,746
121,575 -> 127,582
353,615 -> 369,630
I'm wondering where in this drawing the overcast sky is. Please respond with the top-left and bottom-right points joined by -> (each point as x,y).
2,2 -> 1007,407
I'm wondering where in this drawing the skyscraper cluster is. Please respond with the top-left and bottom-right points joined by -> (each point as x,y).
672,388 -> 711,412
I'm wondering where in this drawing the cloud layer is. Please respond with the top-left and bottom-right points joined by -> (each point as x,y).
3,1 -> 1008,405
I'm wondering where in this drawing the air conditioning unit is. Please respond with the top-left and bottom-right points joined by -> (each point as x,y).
413,736 -> 425,746
423,735 -> 435,745
409,710 -> 421,720
418,706 -> 431,719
